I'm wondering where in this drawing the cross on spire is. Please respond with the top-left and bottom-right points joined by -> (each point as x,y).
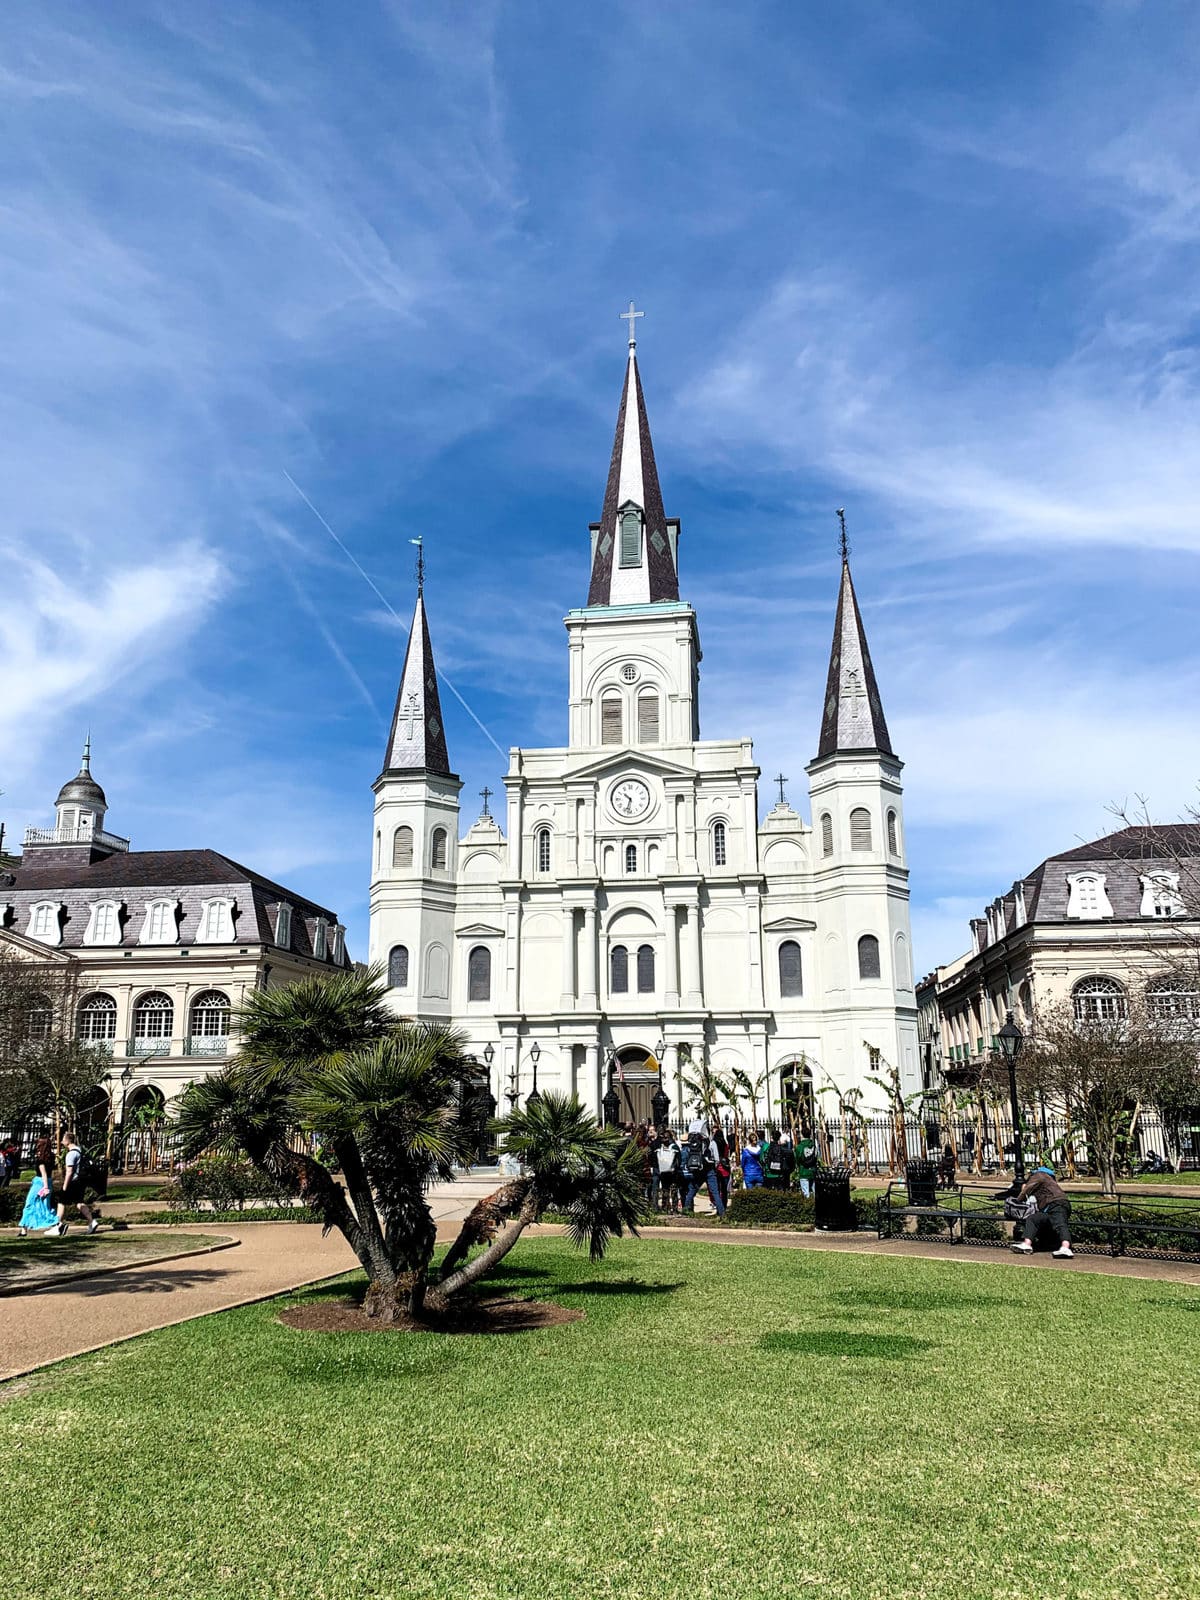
620,300 -> 644,348
836,507 -> 849,563
409,536 -> 425,594
479,785 -> 492,818
775,773 -> 788,807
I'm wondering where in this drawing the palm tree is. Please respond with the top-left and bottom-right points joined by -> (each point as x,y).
681,1060 -> 729,1124
175,969 -> 478,1320
435,1093 -> 644,1301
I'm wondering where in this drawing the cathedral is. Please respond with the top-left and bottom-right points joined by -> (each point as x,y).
367,326 -> 919,1123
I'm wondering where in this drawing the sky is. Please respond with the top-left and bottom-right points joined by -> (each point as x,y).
2,0 -> 1199,974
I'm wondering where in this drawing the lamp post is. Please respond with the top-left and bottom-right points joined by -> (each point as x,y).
480,1043 -> 498,1162
997,1011 -> 1026,1185
525,1040 -> 542,1107
112,1064 -> 134,1173
651,1037 -> 670,1128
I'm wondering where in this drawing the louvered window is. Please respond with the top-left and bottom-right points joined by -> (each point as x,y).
637,692 -> 659,744
468,946 -> 491,1002
636,944 -> 655,993
779,940 -> 803,998
392,826 -> 413,868
857,934 -> 881,981
610,945 -> 629,994
619,509 -> 641,567
601,695 -> 622,745
431,829 -> 448,870
887,810 -> 899,855
820,814 -> 833,856
850,808 -> 872,851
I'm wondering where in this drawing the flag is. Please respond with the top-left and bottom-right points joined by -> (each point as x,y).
615,1059 -> 625,1084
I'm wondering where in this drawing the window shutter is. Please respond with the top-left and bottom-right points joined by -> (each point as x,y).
850,808 -> 872,850
637,693 -> 659,744
619,509 -> 641,567
393,826 -> 413,868
820,814 -> 833,856
601,696 -> 622,745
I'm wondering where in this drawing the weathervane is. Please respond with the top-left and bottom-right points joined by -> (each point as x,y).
409,536 -> 425,594
836,508 -> 849,563
620,300 -> 644,348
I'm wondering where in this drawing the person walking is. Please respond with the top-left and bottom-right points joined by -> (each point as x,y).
683,1119 -> 726,1217
48,1132 -> 98,1237
1011,1165 -> 1073,1259
17,1136 -> 58,1237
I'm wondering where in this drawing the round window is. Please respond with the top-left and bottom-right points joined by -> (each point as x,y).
620,663 -> 638,683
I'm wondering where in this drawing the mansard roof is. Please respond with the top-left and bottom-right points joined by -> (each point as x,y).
815,554 -> 893,760
586,349 -> 680,607
381,587 -> 453,778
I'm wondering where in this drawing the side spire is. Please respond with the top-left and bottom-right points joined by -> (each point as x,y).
816,512 -> 893,760
381,575 -> 452,777
586,307 -> 680,606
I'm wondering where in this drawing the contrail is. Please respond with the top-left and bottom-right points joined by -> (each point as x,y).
282,471 -> 508,760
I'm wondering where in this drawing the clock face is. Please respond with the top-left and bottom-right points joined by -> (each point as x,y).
610,778 -> 651,819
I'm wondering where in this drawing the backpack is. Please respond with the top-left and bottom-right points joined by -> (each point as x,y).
75,1147 -> 100,1190
765,1143 -> 785,1175
686,1131 -> 708,1176
656,1145 -> 677,1175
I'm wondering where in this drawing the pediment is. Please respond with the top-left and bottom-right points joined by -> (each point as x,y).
762,917 -> 817,933
455,922 -> 505,939
566,748 -> 697,783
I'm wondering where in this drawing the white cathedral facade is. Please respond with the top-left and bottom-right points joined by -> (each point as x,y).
367,332 -> 919,1123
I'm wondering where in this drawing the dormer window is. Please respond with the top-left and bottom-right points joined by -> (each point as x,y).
1140,872 -> 1185,919
197,898 -> 235,943
84,900 -> 122,947
332,925 -> 346,963
140,899 -> 178,945
619,506 -> 642,567
28,902 -> 61,945
313,918 -> 328,960
275,903 -> 292,949
1066,873 -> 1113,920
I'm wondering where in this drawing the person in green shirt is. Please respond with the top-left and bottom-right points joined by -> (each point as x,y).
794,1134 -> 817,1197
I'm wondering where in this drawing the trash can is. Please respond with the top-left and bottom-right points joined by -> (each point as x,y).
905,1159 -> 937,1207
814,1164 -> 854,1231
85,1157 -> 110,1201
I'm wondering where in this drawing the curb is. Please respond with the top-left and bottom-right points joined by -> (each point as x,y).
0,1235 -> 241,1299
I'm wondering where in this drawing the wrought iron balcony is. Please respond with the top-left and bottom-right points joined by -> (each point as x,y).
23,825 -> 130,853
184,1035 -> 229,1057
127,1036 -> 172,1058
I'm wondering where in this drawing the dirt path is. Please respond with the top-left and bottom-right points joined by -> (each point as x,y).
0,1223 -> 357,1383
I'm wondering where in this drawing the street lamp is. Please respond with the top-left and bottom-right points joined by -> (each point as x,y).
526,1040 -> 542,1107
996,1011 -> 1026,1184
651,1037 -> 670,1127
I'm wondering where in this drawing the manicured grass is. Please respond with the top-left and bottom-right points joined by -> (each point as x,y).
2,1239 -> 1198,1600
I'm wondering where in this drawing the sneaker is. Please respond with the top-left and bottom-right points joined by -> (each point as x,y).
1011,1239 -> 1033,1254
43,1223 -> 63,1236
1052,1244 -> 1074,1259
87,1218 -> 100,1235
17,1227 -> 27,1238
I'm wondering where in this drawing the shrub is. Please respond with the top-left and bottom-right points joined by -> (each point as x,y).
0,1186 -> 20,1224
124,1206 -> 320,1225
724,1187 -> 815,1229
162,1154 -> 297,1212
851,1190 -> 881,1230
963,1217 -> 1005,1242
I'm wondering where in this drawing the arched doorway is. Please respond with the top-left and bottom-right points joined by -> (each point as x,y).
609,1043 -> 663,1127
777,1058 -> 815,1135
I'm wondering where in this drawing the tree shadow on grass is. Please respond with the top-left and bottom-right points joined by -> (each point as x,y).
566,1279 -> 684,1297
760,1330 -> 933,1359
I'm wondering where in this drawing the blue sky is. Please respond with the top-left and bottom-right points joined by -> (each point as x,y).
3,1 -> 1199,973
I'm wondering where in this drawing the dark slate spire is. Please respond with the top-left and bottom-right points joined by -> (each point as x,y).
816,534 -> 893,760
587,327 -> 680,607
381,584 -> 452,777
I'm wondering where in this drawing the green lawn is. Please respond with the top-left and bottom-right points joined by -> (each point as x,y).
2,1239 -> 1198,1600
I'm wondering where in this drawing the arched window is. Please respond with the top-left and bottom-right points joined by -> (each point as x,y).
857,934 -> 881,981
619,508 -> 641,567
778,940 -> 803,998
625,843 -> 637,875
431,828 -> 448,870
28,902 -> 61,943
636,944 -> 655,993
392,826 -> 413,869
887,810 -> 899,855
468,945 -> 492,1002
610,945 -> 629,994
388,945 -> 409,989
141,899 -> 178,945
601,693 -> 623,745
712,821 -> 727,868
78,993 -> 117,1043
637,691 -> 659,744
132,992 -> 174,1054
820,813 -> 833,857
27,994 -> 53,1041
189,991 -> 230,1055
850,808 -> 872,851
1147,977 -> 1200,1020
84,900 -> 121,946
536,827 -> 551,874
1073,975 -> 1126,1024
197,898 -> 235,943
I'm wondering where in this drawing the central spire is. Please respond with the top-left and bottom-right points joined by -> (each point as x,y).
586,311 -> 680,607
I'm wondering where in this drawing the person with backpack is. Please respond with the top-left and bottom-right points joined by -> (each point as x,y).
655,1133 -> 682,1212
740,1135 -> 764,1189
762,1129 -> 794,1190
683,1118 -> 726,1217
48,1132 -> 99,1237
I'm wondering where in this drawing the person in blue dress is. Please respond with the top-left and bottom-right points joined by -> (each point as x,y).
740,1134 -> 765,1189
17,1136 -> 58,1236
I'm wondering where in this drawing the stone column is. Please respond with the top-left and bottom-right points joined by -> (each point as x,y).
585,1040 -> 601,1119
560,908 -> 576,1006
581,906 -> 598,1005
663,903 -> 680,1006
682,903 -> 703,1006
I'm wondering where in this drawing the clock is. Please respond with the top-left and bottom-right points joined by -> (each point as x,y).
610,778 -> 651,819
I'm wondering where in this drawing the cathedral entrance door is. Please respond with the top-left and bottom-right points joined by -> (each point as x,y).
613,1044 -> 660,1126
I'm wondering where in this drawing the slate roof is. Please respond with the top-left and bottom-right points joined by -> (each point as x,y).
2,847 -> 347,960
815,555 -> 893,759
380,587 -> 453,778
587,350 -> 680,606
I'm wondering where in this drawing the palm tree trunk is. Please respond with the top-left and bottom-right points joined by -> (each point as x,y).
435,1190 -> 540,1302
438,1179 -> 531,1280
